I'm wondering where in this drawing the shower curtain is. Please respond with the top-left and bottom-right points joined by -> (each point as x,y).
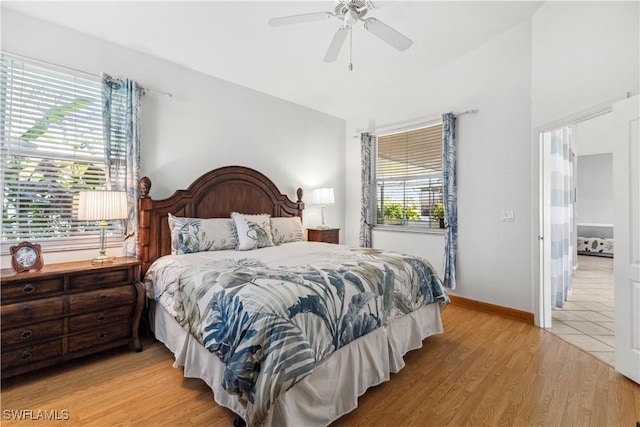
548,126 -> 575,308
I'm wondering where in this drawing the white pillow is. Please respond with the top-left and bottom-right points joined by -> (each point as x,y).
231,212 -> 275,251
167,213 -> 237,255
270,217 -> 305,245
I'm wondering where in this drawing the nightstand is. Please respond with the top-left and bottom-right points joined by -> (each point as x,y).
0,257 -> 144,378
307,227 -> 340,244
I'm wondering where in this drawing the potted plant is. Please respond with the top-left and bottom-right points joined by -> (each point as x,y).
431,203 -> 445,229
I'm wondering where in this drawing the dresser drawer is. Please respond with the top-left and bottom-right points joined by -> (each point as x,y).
69,305 -> 133,333
319,229 -> 339,243
68,321 -> 130,353
1,277 -> 64,301
307,228 -> 339,244
1,297 -> 64,325
0,257 -> 143,378
1,340 -> 62,370
1,321 -> 64,348
68,286 -> 136,313
69,268 -> 130,290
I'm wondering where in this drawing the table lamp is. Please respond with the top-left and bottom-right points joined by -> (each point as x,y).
312,187 -> 335,229
78,190 -> 128,264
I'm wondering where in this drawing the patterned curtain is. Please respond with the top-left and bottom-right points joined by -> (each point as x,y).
360,132 -> 376,248
442,113 -> 457,289
101,73 -> 141,258
549,126 -> 574,308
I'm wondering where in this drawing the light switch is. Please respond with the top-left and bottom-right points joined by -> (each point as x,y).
502,210 -> 514,222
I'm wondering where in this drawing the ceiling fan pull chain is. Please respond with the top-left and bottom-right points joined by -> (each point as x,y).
348,28 -> 353,71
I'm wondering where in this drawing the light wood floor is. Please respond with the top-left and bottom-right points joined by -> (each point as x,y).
2,305 -> 638,426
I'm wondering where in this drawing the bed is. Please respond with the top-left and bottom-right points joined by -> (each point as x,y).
576,224 -> 614,257
137,166 -> 449,426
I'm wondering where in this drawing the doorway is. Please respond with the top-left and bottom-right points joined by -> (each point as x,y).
539,112 -> 616,366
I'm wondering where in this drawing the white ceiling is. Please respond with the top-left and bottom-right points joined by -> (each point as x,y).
3,1 -> 543,120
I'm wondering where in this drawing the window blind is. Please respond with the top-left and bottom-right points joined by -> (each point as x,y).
1,54 -> 120,247
375,123 -> 443,228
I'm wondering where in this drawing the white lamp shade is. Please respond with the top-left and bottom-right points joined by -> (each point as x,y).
312,187 -> 335,205
77,191 -> 128,221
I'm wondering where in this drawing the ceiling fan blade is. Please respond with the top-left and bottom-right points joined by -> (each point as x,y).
363,17 -> 412,51
323,27 -> 350,63
268,12 -> 333,27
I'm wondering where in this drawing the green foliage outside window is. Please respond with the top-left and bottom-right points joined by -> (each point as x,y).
377,202 -> 420,223
431,203 -> 445,220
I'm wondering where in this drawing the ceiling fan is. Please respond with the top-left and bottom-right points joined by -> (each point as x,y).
268,0 -> 412,68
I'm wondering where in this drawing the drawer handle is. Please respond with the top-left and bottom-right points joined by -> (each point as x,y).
96,313 -> 107,322
21,305 -> 33,314
98,294 -> 108,302
95,274 -> 105,282
20,351 -> 32,361
23,283 -> 35,293
98,332 -> 107,340
21,329 -> 33,339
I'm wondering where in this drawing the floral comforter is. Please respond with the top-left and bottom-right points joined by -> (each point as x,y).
143,242 -> 448,426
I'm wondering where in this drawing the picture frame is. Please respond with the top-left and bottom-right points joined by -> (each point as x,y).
10,241 -> 44,273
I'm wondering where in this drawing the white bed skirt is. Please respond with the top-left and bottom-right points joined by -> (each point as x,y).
151,301 -> 444,426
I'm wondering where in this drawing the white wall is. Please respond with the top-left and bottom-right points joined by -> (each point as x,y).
346,20 -> 534,312
1,10 -> 346,268
574,113 -> 615,227
532,2 -> 640,129
576,153 -> 613,225
574,112 -> 614,156
373,231 -> 446,277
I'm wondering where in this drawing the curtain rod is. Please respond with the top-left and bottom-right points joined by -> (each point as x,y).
352,109 -> 479,138
3,51 -> 173,98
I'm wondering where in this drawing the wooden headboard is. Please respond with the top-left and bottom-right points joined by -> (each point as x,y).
137,166 -> 304,275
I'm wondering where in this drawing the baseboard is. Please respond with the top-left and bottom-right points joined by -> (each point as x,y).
449,295 -> 535,324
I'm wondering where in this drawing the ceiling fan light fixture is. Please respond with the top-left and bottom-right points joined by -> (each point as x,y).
335,0 -> 369,17
344,10 -> 359,26
269,0 -> 412,67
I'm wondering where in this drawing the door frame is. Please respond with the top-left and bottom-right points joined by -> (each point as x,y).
534,100 -> 619,327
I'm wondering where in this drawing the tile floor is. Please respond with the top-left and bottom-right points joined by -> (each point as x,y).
546,255 -> 615,366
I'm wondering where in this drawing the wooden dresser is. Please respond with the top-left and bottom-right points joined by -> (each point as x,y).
307,228 -> 340,244
1,257 -> 144,378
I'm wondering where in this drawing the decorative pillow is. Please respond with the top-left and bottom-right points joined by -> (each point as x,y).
168,213 -> 237,255
270,217 -> 305,245
231,212 -> 274,251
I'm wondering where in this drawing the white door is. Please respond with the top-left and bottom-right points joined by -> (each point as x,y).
612,95 -> 640,384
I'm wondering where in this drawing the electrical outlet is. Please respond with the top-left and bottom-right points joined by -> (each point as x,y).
502,210 -> 514,222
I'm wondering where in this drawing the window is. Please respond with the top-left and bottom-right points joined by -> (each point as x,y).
1,54 -> 121,251
375,122 -> 443,229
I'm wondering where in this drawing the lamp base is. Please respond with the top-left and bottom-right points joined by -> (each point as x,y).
91,224 -> 115,264
91,248 -> 114,265
315,225 -> 331,229
91,254 -> 115,265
